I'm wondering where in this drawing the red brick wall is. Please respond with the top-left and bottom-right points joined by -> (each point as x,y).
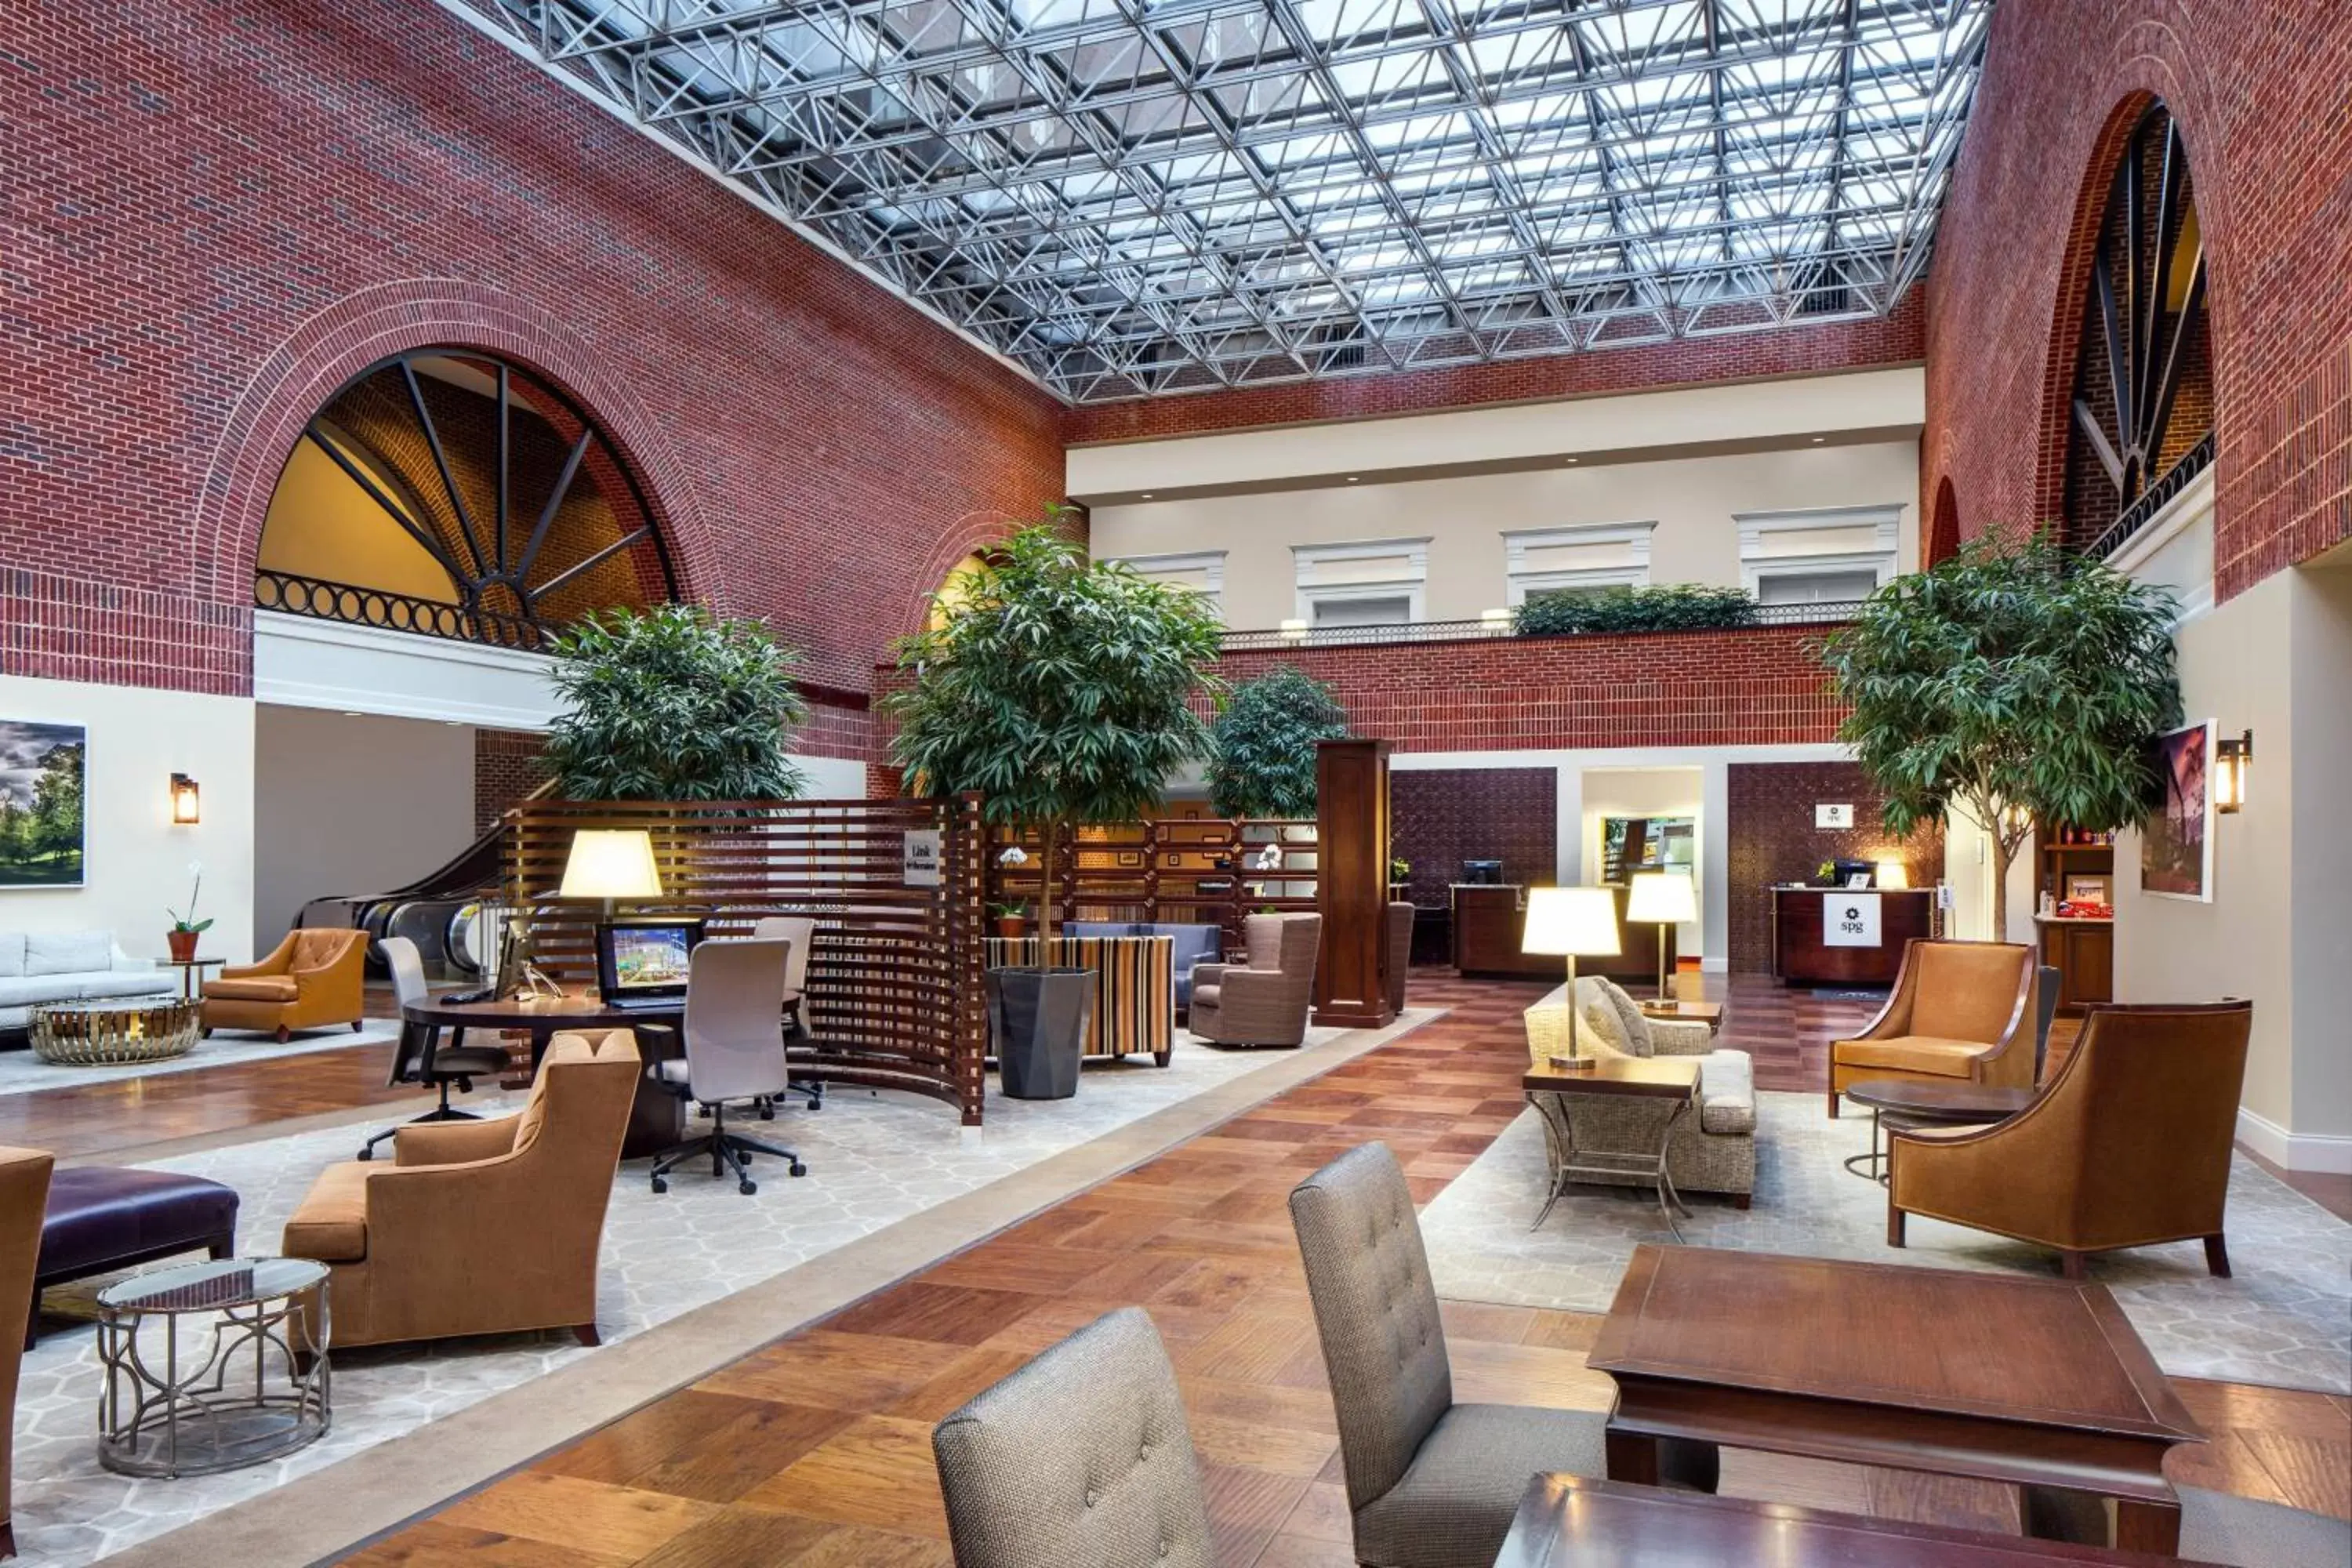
0,0 -> 1065,721
1922,2 -> 2352,596
1726,761 -> 1943,973
1064,295 -> 1924,445
1207,630 -> 1846,753
474,728 -> 550,837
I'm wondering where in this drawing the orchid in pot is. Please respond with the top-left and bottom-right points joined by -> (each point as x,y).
165,862 -> 212,962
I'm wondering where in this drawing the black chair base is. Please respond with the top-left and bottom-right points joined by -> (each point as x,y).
649,1103 -> 806,1196
357,1079 -> 485,1160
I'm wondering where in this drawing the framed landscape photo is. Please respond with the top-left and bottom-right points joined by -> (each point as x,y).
2141,720 -> 2213,902
0,720 -> 87,888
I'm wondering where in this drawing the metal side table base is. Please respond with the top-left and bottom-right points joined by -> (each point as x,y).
1530,1091 -> 1695,1242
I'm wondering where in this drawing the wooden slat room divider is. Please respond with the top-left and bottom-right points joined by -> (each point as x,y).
986,816 -> 1319,952
508,796 -> 988,1126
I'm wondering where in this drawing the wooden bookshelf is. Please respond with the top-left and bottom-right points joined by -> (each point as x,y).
2034,826 -> 2115,1014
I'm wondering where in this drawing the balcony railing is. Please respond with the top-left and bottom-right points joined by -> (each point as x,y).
1217,599 -> 1865,652
255,570 -> 547,651
2084,432 -> 2216,563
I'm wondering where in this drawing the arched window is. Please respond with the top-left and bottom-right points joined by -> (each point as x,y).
2061,103 -> 2213,557
254,349 -> 676,647
1928,477 -> 1961,564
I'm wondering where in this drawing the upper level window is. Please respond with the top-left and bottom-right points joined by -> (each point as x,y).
1295,539 -> 1428,628
1504,522 -> 1656,605
1737,505 -> 1900,613
1103,550 -> 1226,622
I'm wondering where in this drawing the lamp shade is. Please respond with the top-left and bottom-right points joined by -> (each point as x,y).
1521,886 -> 1621,956
559,829 -> 664,900
1874,859 -> 1910,891
1624,870 -> 1696,925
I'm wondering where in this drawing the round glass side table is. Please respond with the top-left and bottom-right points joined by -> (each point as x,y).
96,1257 -> 330,1477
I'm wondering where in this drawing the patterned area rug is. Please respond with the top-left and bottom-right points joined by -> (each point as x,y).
1420,1091 -> 2352,1394
0,1018 -> 404,1097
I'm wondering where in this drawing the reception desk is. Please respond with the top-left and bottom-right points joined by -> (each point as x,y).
1771,886 -> 1934,987
1451,884 -> 1668,985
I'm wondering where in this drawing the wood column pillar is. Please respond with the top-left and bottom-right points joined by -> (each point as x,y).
1312,738 -> 1396,1029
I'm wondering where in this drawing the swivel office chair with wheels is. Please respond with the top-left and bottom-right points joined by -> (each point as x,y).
644,938 -> 808,1195
751,915 -> 822,1112
358,936 -> 510,1160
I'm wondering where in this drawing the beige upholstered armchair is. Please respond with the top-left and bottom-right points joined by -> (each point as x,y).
201,927 -> 368,1041
1828,938 -> 2037,1114
1188,913 -> 1322,1047
1889,1002 -> 2252,1279
281,1029 -> 639,1349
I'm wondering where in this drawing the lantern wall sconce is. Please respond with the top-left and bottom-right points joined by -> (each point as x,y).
169,774 -> 201,826
2214,730 -> 2252,813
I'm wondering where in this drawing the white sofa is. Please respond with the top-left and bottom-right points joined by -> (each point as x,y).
0,932 -> 167,1032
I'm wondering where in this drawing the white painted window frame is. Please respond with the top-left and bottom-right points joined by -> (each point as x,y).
1734,503 -> 1902,600
1502,521 -> 1657,606
1294,537 -> 1428,625
1103,548 -> 1228,620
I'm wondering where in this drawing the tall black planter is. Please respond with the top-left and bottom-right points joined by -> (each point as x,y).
988,966 -> 1094,1100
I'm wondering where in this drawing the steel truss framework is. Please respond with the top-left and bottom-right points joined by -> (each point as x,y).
448,0 -> 1992,402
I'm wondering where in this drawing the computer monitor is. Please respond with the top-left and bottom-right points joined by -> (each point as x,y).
1461,859 -> 1504,885
594,918 -> 704,1003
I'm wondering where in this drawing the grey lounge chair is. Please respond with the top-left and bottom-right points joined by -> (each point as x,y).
932,1306 -> 1214,1568
1289,1142 -> 1715,1568
1189,912 -> 1321,1047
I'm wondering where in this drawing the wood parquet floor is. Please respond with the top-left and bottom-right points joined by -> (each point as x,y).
332,973 -> 2350,1568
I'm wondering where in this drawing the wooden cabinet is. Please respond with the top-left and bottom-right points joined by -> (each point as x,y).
2038,917 -> 2114,1012
1771,887 -> 1934,987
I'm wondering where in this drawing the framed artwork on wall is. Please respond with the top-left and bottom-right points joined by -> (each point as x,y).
2141,720 -> 2213,902
0,720 -> 87,888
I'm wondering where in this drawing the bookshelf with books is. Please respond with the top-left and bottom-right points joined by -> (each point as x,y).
2034,824 -> 2114,1015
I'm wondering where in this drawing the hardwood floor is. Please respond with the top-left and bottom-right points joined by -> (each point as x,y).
333,973 -> 2350,1567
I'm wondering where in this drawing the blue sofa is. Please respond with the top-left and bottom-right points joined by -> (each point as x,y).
1065,922 -> 1225,1007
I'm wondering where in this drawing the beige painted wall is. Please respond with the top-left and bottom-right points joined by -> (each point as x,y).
256,438 -> 458,602
252,706 -> 478,951
0,674 -> 257,964
1093,439 -> 1918,630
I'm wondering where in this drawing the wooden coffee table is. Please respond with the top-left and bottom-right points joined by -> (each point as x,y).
1494,1473 -> 2221,1566
1843,1077 -> 2037,1182
1587,1245 -> 2204,1555
1639,999 -> 1724,1034
1523,1057 -> 1700,1240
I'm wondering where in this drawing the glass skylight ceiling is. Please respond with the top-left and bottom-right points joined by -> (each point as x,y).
454,0 -> 1993,401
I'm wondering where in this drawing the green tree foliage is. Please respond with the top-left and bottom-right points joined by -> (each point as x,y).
1208,666 -> 1349,818
883,518 -> 1225,942
28,742 -> 84,862
1818,532 -> 2180,933
1515,583 -> 1758,637
544,605 -> 810,800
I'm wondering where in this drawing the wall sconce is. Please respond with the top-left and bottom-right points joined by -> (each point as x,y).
1278,618 -> 1309,642
169,774 -> 201,826
2214,730 -> 2252,813
1479,607 -> 1513,635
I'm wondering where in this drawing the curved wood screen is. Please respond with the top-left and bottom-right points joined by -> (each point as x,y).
988,816 -> 1319,948
508,796 -> 987,1125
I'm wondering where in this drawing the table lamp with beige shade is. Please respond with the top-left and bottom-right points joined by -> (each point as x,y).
1522,885 -> 1621,1070
1624,870 -> 1697,1000
561,828 -> 665,916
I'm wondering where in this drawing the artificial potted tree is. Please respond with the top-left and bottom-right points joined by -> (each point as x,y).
884,518 -> 1224,1098
1819,532 -> 2180,938
1207,665 -> 1349,818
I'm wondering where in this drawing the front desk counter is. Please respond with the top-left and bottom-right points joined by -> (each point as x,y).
1450,883 -> 1667,985
1770,885 -> 1934,986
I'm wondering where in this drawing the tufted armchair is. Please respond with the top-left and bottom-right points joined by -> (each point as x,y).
1288,1142 -> 1713,1567
201,927 -> 368,1041
932,1306 -> 1214,1568
1189,913 -> 1321,1048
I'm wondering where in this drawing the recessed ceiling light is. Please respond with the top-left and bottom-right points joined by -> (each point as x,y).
1811,436 -> 1826,444
1345,475 -> 1361,483
1565,456 -> 1580,464
1139,492 -> 1154,499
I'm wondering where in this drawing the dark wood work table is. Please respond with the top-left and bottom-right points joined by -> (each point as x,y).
1587,1245 -> 2205,1555
1493,1474 -> 2220,1566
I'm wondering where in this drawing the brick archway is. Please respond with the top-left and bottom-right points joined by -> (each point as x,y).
1927,476 -> 1962,564
887,506 -> 1051,644
193,280 -> 719,615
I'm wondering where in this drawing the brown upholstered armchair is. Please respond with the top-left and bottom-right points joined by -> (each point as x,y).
1189,913 -> 1322,1047
1888,1002 -> 2252,1279
0,1146 -> 51,1560
281,1029 -> 639,1349
202,927 -> 368,1041
1828,938 -> 2037,1114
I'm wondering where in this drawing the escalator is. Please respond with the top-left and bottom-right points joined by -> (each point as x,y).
296,818 -> 510,979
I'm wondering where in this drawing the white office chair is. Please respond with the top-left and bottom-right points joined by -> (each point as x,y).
644,938 -> 808,1195
752,915 -> 823,1111
356,935 -> 510,1160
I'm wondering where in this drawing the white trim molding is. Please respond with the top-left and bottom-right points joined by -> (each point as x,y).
1294,537 -> 1429,625
1103,549 -> 1229,619
1502,521 -> 1657,604
1735,502 -> 1902,599
254,611 -> 557,729
2236,1104 -> 2352,1175
2107,466 -> 2216,626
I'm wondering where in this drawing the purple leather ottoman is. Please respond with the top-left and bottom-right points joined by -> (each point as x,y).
32,1167 -> 239,1346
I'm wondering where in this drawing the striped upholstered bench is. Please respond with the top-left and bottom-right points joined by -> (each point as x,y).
984,935 -> 1176,1065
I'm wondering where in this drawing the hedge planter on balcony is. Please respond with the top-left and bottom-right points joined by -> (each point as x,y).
987,966 -> 1095,1100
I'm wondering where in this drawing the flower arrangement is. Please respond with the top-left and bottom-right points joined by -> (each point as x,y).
166,862 -> 212,935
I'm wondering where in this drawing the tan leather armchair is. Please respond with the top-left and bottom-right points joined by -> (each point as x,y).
202,927 -> 368,1041
1888,1001 -> 2252,1279
1827,938 -> 2036,1114
1189,913 -> 1322,1047
281,1029 -> 639,1349
0,1146 -> 51,1560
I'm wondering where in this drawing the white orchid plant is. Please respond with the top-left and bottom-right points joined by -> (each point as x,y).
166,862 -> 213,935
